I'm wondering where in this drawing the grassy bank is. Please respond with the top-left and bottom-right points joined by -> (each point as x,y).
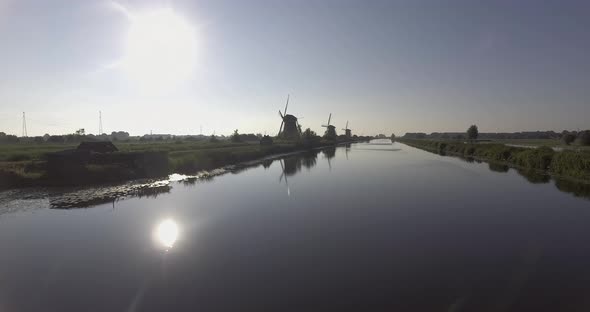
396,139 -> 590,182
0,139 -> 354,189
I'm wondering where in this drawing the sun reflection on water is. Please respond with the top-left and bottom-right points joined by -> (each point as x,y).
155,219 -> 179,249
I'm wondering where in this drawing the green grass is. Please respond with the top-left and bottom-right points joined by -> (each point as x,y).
0,143 -> 78,161
0,141 -> 258,162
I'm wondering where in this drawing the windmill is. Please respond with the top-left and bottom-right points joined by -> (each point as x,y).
321,113 -> 337,139
278,95 -> 302,139
342,121 -> 352,138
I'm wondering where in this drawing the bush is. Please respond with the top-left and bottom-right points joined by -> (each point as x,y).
437,142 -> 447,154
512,146 -> 554,170
551,151 -> 590,180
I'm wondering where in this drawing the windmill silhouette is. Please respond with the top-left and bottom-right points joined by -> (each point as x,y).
342,121 -> 352,138
278,95 -> 302,139
321,113 -> 336,139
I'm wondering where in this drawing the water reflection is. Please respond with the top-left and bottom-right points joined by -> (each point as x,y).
278,150 -> 320,196
262,158 -> 274,169
300,150 -> 318,170
555,178 -> 590,200
278,150 -> 320,180
344,143 -> 351,160
155,219 -> 179,249
322,147 -> 336,170
488,162 -> 509,173
515,168 -> 551,184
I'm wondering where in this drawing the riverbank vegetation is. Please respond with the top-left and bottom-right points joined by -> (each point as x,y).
401,129 -> 590,151
396,138 -> 590,182
0,132 -> 372,189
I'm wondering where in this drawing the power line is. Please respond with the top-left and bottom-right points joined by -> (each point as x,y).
22,112 -> 28,137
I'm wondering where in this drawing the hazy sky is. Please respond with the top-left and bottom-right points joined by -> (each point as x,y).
0,0 -> 588,136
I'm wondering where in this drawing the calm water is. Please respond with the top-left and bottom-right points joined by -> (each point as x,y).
1,141 -> 590,311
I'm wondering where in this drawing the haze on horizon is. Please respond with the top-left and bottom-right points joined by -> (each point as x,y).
0,0 -> 588,137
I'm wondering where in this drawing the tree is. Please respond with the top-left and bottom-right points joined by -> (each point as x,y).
260,135 -> 273,146
391,133 -> 396,140
0,132 -> 19,143
75,128 -> 85,136
467,125 -> 479,140
561,132 -> 576,145
576,130 -> 590,146
231,129 -> 242,143
303,128 -> 318,139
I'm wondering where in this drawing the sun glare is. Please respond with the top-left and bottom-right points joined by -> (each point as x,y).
122,8 -> 197,89
156,219 -> 179,249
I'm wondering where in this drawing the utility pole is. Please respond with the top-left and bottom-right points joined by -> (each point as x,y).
99,111 -> 103,135
22,112 -> 28,137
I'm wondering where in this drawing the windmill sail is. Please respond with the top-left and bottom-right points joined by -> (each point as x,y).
322,113 -> 332,127
284,95 -> 289,115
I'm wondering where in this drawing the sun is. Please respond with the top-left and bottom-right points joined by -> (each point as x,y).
121,8 -> 197,90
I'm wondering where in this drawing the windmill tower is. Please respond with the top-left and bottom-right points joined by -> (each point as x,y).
278,95 -> 302,139
342,121 -> 351,138
321,113 -> 336,139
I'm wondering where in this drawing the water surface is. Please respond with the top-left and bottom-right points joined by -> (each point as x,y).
1,141 -> 589,311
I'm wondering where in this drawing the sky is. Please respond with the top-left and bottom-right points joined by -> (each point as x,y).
0,0 -> 588,137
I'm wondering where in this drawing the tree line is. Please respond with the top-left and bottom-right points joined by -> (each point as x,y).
402,126 -> 590,146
